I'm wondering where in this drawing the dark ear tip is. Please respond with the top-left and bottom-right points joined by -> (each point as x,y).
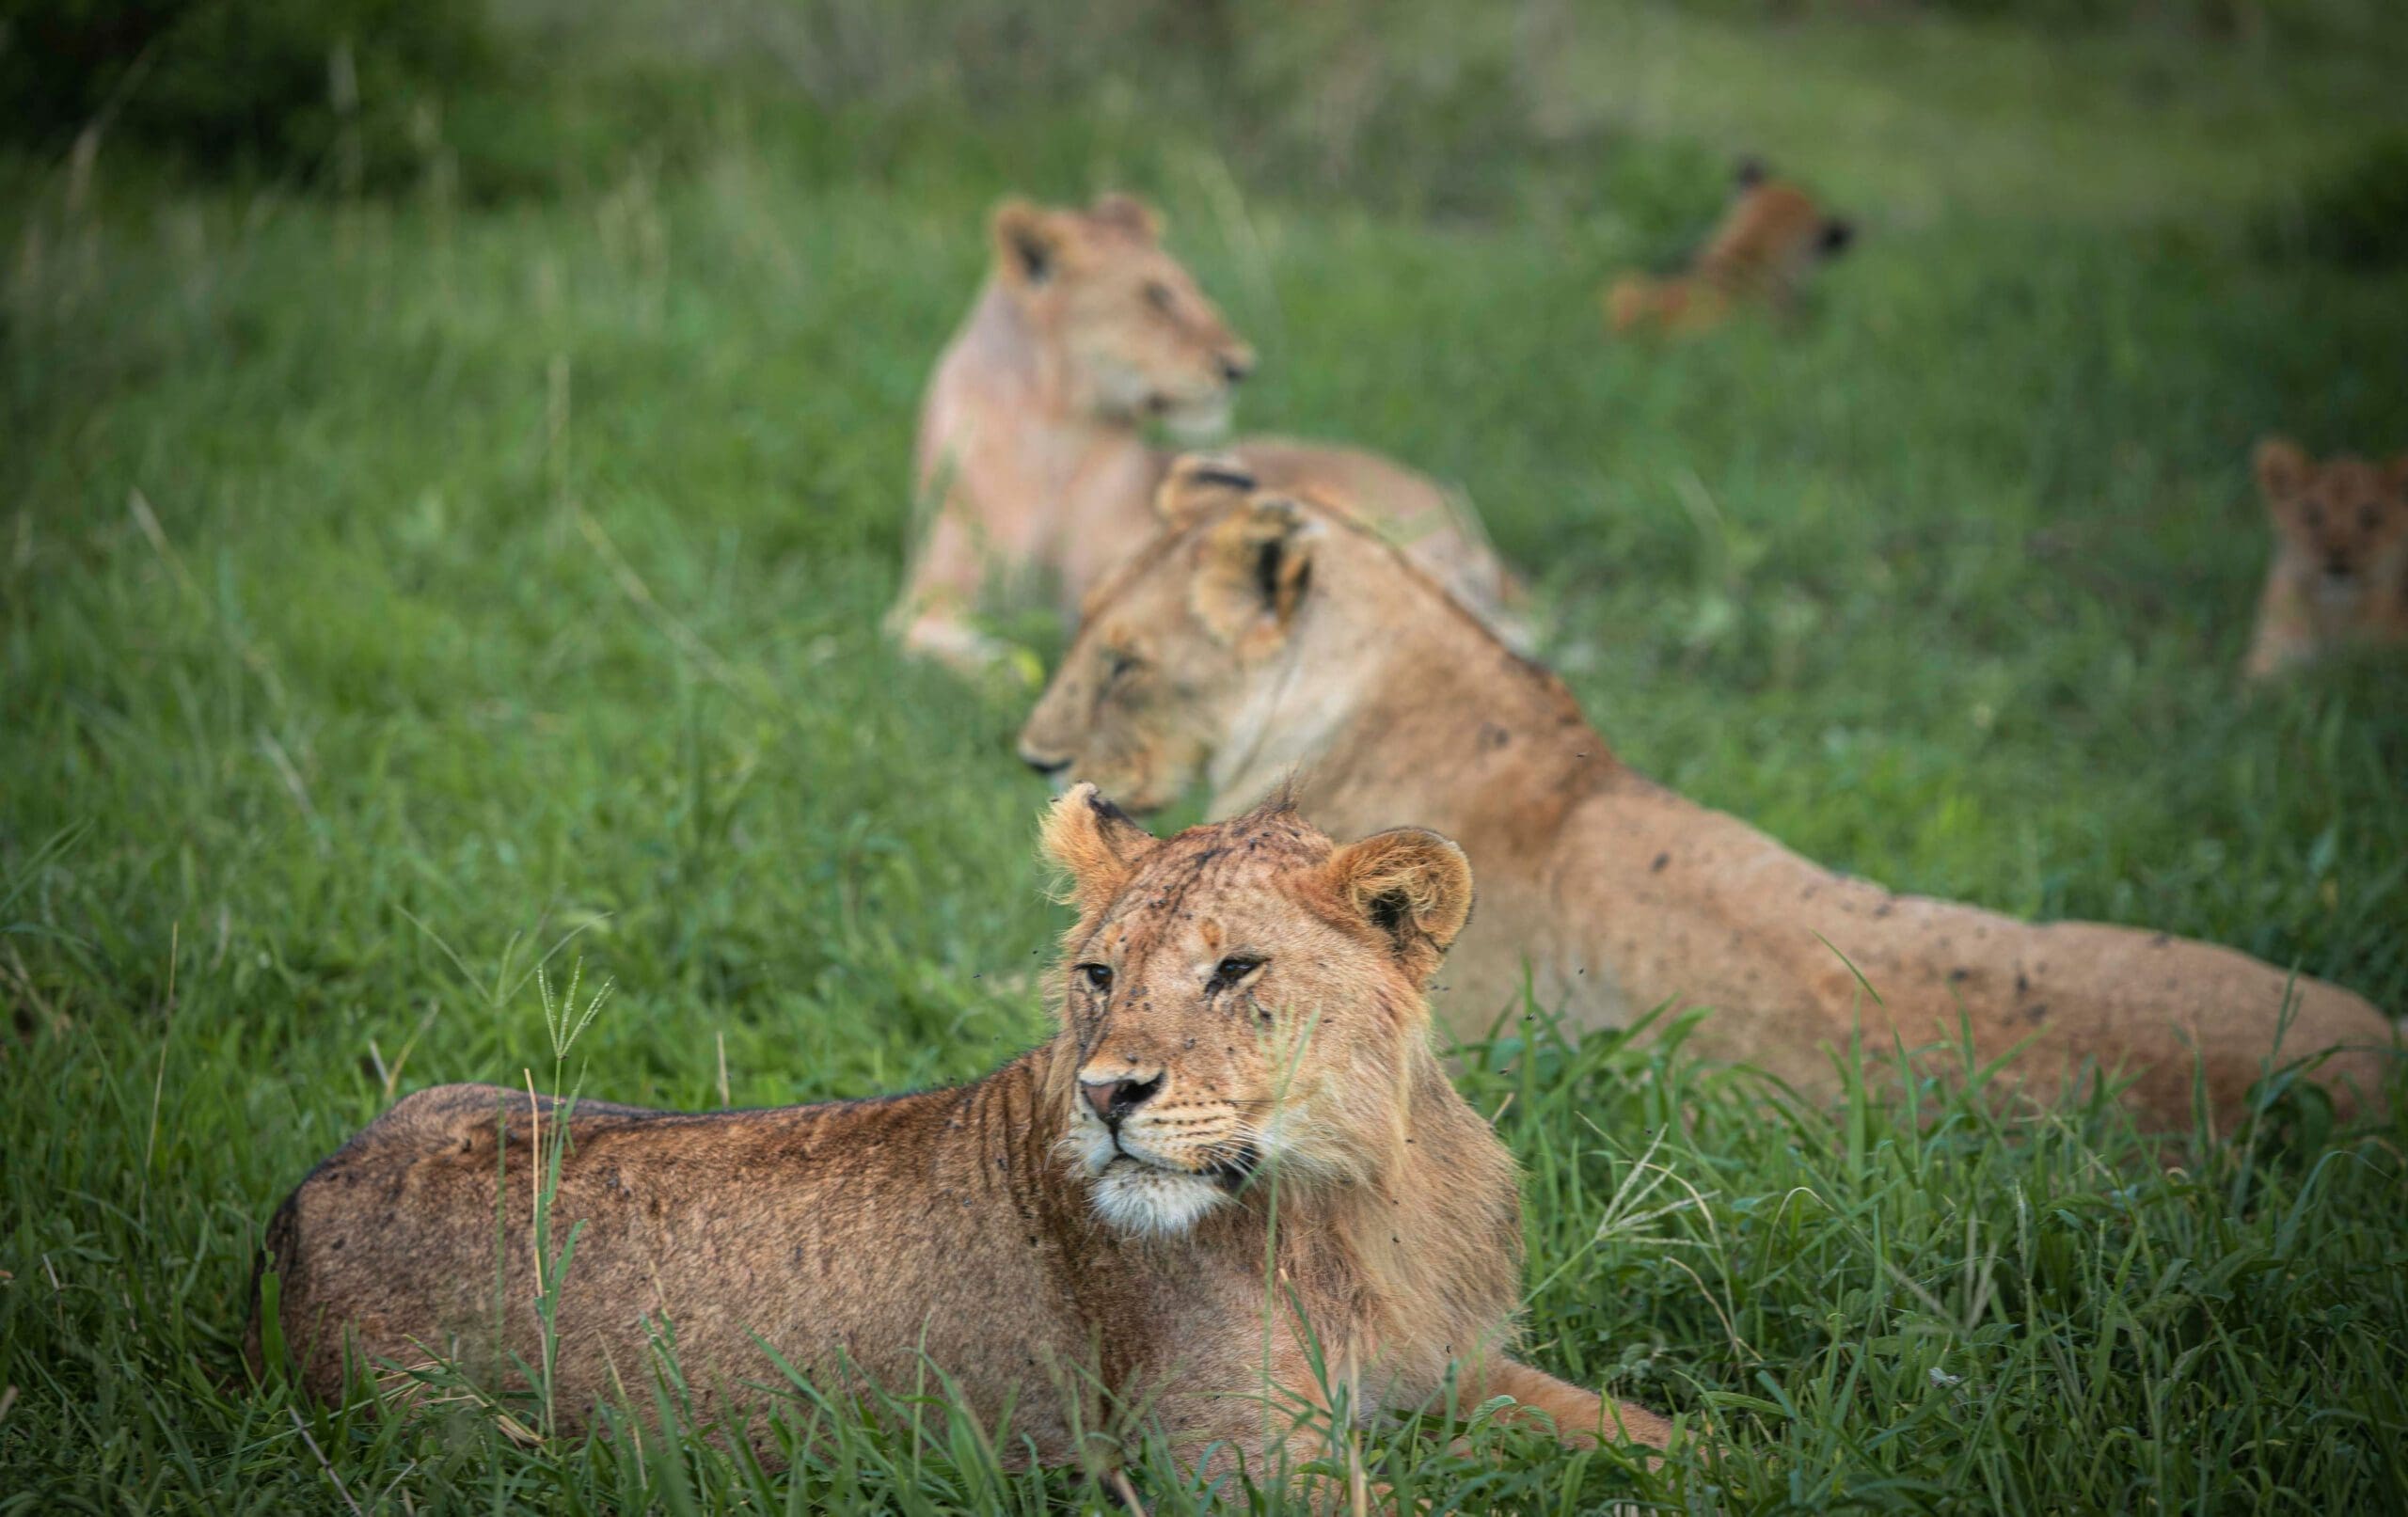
1189,464 -> 1258,492
1735,155 -> 1768,188
1086,788 -> 1137,827
1173,453 -> 1259,494
1821,218 -> 1855,254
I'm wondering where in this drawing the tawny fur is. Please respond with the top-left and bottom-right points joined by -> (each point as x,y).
2242,436 -> 2408,681
889,194 -> 1525,672
1018,467 -> 2395,1131
252,790 -> 1673,1477
1606,162 -> 1853,337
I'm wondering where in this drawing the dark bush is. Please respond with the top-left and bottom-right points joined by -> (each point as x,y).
2263,133 -> 2408,270
0,0 -> 497,182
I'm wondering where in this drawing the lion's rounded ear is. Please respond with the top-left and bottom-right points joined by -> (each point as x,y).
1040,783 -> 1161,915
1088,193 -> 1163,241
1192,495 -> 1317,653
1156,452 -> 1259,529
2255,436 -> 2313,504
992,198 -> 1066,289
1323,828 -> 1473,987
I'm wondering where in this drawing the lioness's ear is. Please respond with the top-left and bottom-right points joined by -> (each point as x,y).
1041,783 -> 1161,915
992,199 -> 1065,289
1193,495 -> 1316,653
1088,193 -> 1163,242
1157,451 -> 1259,529
1735,156 -> 1768,191
2255,437 -> 2313,504
1323,829 -> 1473,987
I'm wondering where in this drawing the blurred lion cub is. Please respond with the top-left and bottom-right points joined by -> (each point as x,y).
2243,437 -> 2408,680
1606,159 -> 1854,336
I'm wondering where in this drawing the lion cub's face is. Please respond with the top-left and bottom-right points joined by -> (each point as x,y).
990,195 -> 1255,437
2256,437 -> 2408,594
1040,785 -> 1470,1238
1019,459 -> 1317,813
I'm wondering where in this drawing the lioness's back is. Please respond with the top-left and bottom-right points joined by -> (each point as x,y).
258,1067 -> 1093,1435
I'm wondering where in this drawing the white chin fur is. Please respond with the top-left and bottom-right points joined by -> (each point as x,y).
1162,397 -> 1234,444
1087,1158 -> 1230,1238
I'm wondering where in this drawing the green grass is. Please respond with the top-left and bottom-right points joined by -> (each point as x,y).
5,1 -> 2407,1509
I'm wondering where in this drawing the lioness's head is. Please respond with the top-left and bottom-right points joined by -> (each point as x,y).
1041,783 -> 1471,1238
990,194 -> 1255,437
1018,455 -> 1327,812
2256,437 -> 2408,590
1712,158 -> 1854,274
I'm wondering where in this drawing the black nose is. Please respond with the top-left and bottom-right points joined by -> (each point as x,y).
1218,354 -> 1253,385
1022,750 -> 1070,778
2326,557 -> 2354,577
1082,1073 -> 1163,1126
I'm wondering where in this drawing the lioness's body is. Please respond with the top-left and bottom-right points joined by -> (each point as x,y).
2242,437 -> 2408,681
1607,163 -> 1853,337
893,196 -> 1523,671
1019,474 -> 2393,1130
257,795 -> 1672,1473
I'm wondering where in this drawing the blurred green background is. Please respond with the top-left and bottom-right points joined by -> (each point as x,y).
3,0 -> 2405,1509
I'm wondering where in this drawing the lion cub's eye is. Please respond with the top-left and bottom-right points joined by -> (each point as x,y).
1212,956 -> 1264,985
1078,963 -> 1114,992
1144,281 -> 1175,314
1102,649 -> 1143,686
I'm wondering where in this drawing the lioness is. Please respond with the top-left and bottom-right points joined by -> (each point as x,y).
252,788 -> 1674,1481
890,193 -> 1525,672
1605,160 -> 1855,337
1017,463 -> 2395,1130
2242,437 -> 2408,681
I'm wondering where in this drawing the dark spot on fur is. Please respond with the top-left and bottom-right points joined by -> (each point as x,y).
2024,1003 -> 2050,1024
2015,973 -> 2030,995
1949,967 -> 1971,984
1652,853 -> 1670,873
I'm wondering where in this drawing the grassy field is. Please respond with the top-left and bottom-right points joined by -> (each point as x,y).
5,0 -> 2408,1509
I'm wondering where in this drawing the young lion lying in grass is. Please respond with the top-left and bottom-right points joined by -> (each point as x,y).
889,193 -> 1526,672
251,787 -> 1675,1483
1016,458 -> 2395,1131
2242,436 -> 2408,681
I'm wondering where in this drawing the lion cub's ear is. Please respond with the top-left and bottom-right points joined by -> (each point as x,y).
2254,437 -> 2314,506
1322,829 -> 1474,988
1041,783 -> 1162,915
1156,452 -> 1259,529
992,199 -> 1068,289
1087,193 -> 1163,242
1193,496 -> 1317,654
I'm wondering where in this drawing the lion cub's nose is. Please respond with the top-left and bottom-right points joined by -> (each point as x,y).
1217,350 -> 1255,385
1081,1072 -> 1164,1126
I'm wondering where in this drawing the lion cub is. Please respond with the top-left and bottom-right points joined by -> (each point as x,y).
2243,437 -> 2408,680
252,788 -> 1675,1480
1606,159 -> 1855,336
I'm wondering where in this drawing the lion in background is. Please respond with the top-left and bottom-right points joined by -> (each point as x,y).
251,788 -> 1677,1486
890,193 -> 1527,672
1606,159 -> 1856,336
1019,460 -> 2395,1131
2243,436 -> 2408,681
